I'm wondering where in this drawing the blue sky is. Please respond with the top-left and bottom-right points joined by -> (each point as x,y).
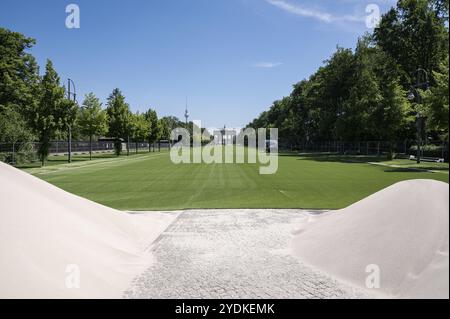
0,0 -> 396,129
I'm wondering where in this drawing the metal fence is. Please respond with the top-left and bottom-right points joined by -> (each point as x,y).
1,139 -> 448,165
0,140 -> 172,166
279,140 -> 449,161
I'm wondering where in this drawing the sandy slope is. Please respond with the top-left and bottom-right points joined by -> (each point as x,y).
291,179 -> 449,298
0,162 -> 177,298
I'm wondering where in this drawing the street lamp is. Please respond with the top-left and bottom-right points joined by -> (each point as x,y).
408,68 -> 429,164
66,78 -> 77,163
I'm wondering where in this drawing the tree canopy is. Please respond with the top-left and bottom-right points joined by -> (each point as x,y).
247,0 -> 449,150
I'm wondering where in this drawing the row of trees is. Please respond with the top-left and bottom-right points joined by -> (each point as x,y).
247,0 -> 449,157
80,89 -> 175,157
0,27 -> 187,164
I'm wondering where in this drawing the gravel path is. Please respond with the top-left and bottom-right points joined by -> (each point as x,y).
124,209 -> 370,299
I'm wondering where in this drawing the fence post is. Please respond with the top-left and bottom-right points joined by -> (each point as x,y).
377,141 -> 380,156
127,136 -> 130,156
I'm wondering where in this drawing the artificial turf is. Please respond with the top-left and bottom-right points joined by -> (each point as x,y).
26,149 -> 448,211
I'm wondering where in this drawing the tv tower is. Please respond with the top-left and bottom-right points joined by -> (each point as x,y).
184,97 -> 189,124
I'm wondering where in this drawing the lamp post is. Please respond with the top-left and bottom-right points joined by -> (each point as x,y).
408,69 -> 429,164
67,78 -> 77,163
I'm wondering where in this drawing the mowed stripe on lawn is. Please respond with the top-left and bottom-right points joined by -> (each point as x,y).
34,151 -> 448,210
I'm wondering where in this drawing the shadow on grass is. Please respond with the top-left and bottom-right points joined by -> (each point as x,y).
279,152 -> 387,164
416,166 -> 448,171
383,167 -> 449,174
383,168 -> 430,173
386,163 -> 449,172
15,153 -> 122,169
406,166 -> 447,172
14,163 -> 42,169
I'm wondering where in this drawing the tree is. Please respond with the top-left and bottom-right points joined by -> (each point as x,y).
30,60 -> 76,165
106,88 -> 131,155
423,55 -> 449,139
0,28 -> 39,144
374,0 -> 448,87
371,62 -> 411,159
145,109 -> 159,151
131,112 -> 151,153
0,106 -> 34,144
247,38 -> 412,155
79,93 -> 108,159
158,117 -> 171,141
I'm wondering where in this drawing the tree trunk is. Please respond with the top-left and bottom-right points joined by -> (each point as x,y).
387,141 -> 394,160
89,135 -> 92,160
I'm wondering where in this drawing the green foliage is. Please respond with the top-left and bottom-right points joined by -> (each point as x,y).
106,88 -> 131,155
30,60 -> 76,164
2,27 -> 190,164
79,93 -> 108,138
145,109 -> 159,144
249,42 -> 410,146
423,56 -> 449,138
79,93 -> 108,158
248,0 -> 448,145
0,106 -> 35,143
131,112 -> 151,142
374,0 -> 448,86
157,117 -> 171,140
0,28 -> 39,144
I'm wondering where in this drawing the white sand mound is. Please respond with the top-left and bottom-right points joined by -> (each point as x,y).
0,162 -> 177,298
292,179 -> 449,299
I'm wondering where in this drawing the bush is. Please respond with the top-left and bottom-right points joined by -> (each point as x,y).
0,142 -> 38,165
15,142 -> 38,164
0,152 -> 12,163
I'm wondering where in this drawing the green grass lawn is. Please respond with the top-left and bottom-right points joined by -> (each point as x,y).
14,148 -> 152,169
26,150 -> 448,211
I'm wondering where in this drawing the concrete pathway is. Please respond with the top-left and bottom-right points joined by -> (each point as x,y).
367,161 -> 448,174
124,209 -> 370,299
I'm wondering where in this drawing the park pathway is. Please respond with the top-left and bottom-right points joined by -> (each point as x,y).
124,209 -> 370,299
